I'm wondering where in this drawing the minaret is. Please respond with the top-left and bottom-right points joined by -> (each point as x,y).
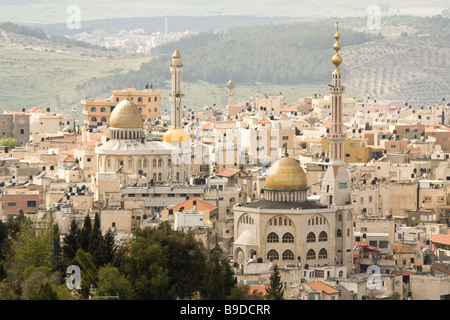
227,77 -> 235,106
169,47 -> 183,129
320,22 -> 352,206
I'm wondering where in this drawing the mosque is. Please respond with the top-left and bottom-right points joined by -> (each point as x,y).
95,48 -> 191,185
232,24 -> 354,273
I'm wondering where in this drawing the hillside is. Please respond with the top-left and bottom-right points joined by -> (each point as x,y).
0,16 -> 448,119
0,25 -> 149,116
77,16 -> 450,109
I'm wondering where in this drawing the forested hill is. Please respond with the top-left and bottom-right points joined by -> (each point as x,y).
76,19 -> 381,95
76,15 -> 449,107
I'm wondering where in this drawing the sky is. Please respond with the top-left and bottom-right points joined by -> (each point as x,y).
0,0 -> 447,24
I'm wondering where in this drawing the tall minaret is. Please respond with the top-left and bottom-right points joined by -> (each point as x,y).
169,47 -> 183,129
227,77 -> 235,106
320,23 -> 352,206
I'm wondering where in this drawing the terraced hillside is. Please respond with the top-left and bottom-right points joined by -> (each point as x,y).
344,36 -> 450,106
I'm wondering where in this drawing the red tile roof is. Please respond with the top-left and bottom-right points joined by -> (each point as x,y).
171,197 -> 217,212
307,281 -> 339,295
217,168 -> 241,178
431,234 -> 450,246
434,266 -> 450,275
60,155 -> 76,162
247,285 -> 268,296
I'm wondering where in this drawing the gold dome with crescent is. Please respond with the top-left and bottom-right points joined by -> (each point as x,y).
265,156 -> 307,191
110,99 -> 143,129
162,127 -> 191,143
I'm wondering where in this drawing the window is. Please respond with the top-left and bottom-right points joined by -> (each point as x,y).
91,117 -> 97,122
337,229 -> 342,237
267,232 -> 279,243
318,231 -> 328,242
138,97 -> 143,103
282,233 -> 294,243
318,248 -> 327,259
91,107 -> 96,112
282,250 -> 295,260
267,249 -> 279,261
7,202 -> 16,207
306,249 -> 315,260
100,107 -> 106,112
307,232 -> 316,243
282,136 -> 289,140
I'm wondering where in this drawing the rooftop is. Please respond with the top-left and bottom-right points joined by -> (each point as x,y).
239,199 -> 327,210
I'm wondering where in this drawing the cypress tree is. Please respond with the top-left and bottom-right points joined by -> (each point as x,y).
78,214 -> 92,253
62,219 -> 80,260
266,264 -> 284,300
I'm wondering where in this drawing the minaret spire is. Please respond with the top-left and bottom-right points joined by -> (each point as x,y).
170,46 -> 183,128
320,22 -> 352,207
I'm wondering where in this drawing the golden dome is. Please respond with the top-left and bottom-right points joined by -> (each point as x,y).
110,99 -> 143,129
162,127 -> 191,143
265,156 -> 307,191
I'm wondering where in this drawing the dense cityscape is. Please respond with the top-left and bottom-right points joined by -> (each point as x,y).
0,1 -> 449,308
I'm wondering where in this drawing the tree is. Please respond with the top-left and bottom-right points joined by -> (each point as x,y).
78,214 -> 92,252
62,219 -> 80,260
95,266 -> 133,300
0,137 -> 19,149
28,282 -> 59,300
200,252 -> 237,300
265,264 -> 284,300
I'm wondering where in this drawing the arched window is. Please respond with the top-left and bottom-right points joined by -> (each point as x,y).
339,270 -> 344,277
100,107 -> 106,112
282,233 -> 294,243
127,159 -> 133,170
158,172 -> 162,181
168,158 -> 172,167
267,232 -> 279,243
337,229 -> 342,237
282,250 -> 295,260
152,159 -> 157,168
20,129 -> 24,134
338,214 -> 342,221
107,158 -> 111,168
158,158 -> 162,167
318,248 -> 327,259
91,117 -> 97,122
267,250 -> 279,261
148,97 -> 151,102
306,249 -> 315,260
101,117 -> 106,123
138,159 -> 142,168
138,108 -> 143,113
306,232 -> 316,243
138,97 -> 143,103
154,96 -> 158,102
90,107 -> 96,112
143,159 -> 148,168
279,217 -> 282,225
318,231 -> 328,242
153,172 -> 157,181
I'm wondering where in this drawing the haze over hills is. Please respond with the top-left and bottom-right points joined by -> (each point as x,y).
0,0 -> 448,24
